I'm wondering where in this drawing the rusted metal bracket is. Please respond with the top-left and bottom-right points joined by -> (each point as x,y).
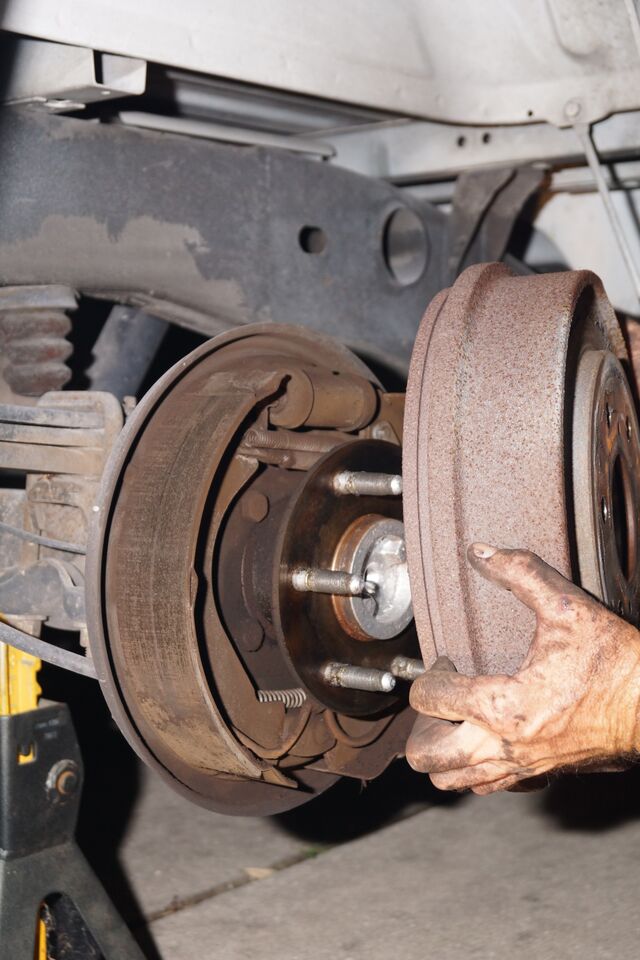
0,109 -> 448,370
447,165 -> 547,281
0,561 -> 85,631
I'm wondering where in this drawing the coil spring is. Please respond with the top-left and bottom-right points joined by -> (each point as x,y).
0,285 -> 76,397
257,688 -> 307,708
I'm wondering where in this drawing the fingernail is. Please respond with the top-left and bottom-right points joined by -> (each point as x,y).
471,542 -> 496,559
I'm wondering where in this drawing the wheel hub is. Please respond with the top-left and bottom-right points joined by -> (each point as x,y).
332,516 -> 412,642
275,440 -> 417,716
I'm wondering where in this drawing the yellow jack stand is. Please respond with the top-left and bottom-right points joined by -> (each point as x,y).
0,639 -> 145,959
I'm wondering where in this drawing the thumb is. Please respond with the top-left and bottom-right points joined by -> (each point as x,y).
467,544 -> 578,619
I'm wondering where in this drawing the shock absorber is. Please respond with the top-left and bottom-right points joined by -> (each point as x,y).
0,285 -> 77,396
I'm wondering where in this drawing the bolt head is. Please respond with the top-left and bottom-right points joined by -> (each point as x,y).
46,759 -> 81,802
56,768 -> 79,797
564,99 -> 581,119
242,491 -> 269,523
241,619 -> 265,653
372,421 -> 394,441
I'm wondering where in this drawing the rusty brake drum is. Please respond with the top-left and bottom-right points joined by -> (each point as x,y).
404,262 -> 640,676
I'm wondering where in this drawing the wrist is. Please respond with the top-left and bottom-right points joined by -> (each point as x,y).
612,639 -> 640,755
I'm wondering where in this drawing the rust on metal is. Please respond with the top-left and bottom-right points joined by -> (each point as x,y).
0,285 -> 77,396
572,349 -> 640,619
269,368 -> 377,431
404,262 -> 633,677
275,440 -> 418,715
86,322 -> 415,815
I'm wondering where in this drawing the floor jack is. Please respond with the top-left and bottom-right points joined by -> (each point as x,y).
0,640 -> 145,959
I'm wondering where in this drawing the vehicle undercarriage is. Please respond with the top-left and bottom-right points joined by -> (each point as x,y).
2,3 -> 640,954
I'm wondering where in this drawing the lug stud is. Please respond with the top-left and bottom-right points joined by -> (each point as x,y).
389,656 -> 426,681
292,568 -> 376,597
332,470 -> 402,497
322,662 -> 396,693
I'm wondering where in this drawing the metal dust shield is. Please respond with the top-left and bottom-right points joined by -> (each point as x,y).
86,323 -> 417,816
403,262 -> 640,677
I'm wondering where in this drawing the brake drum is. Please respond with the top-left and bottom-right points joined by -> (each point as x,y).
404,262 -> 640,676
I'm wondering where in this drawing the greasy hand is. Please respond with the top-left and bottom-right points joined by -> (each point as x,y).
406,544 -> 640,794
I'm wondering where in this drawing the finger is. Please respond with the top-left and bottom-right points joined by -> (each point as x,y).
406,715 -> 456,772
472,774 -> 524,795
431,759 -> 520,792
406,654 -> 459,762
407,717 -> 505,774
410,670 -> 514,727
467,543 -> 581,618
438,766 -> 551,794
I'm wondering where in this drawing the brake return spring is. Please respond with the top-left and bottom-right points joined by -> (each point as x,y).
257,687 -> 307,708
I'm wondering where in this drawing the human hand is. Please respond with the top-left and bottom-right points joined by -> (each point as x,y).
406,544 -> 640,794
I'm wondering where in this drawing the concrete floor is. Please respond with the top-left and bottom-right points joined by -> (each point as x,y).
78,742 -> 640,960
